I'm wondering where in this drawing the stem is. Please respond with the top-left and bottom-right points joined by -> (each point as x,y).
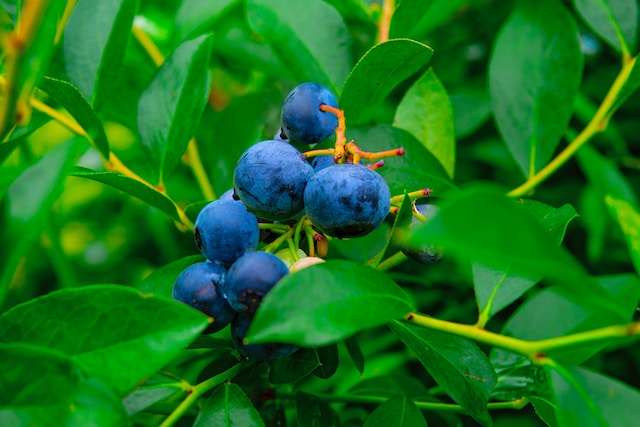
55,0 -> 78,44
376,251 -> 408,271
263,228 -> 295,253
159,363 -> 246,427
507,56 -> 638,197
376,0 -> 395,44
406,313 -> 640,360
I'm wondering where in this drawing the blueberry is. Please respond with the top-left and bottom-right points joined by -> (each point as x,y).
310,155 -> 335,172
230,314 -> 299,361
281,82 -> 338,144
218,188 -> 237,201
304,164 -> 391,238
401,204 -> 444,264
223,251 -> 289,315
194,199 -> 259,267
172,261 -> 235,333
234,140 -> 313,221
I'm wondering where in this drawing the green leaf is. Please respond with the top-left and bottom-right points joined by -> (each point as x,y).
245,0 -> 351,94
547,365 -> 640,427
247,260 -> 415,346
269,347 -> 323,384
137,35 -> 213,182
0,139 -> 84,307
391,321 -> 496,426
349,375 -> 430,399
40,77 -> 110,159
346,125 -> 455,196
489,0 -> 583,177
296,392 -> 340,427
0,135 -> 24,165
0,285 -> 209,395
404,0 -> 468,38
71,167 -> 181,222
0,342 -> 128,427
63,0 -> 139,111
194,382 -> 265,427
609,55 -> 640,113
174,0 -> 237,41
410,185 -> 626,321
474,201 -> 579,319
572,0 -> 638,54
389,0 -> 435,39
340,39 -> 434,126
530,396 -> 559,427
344,336 -> 365,374
577,144 -> 640,274
312,343 -> 339,379
497,274 -> 640,363
363,395 -> 427,427
368,193 -> 412,267
394,68 -> 456,178
450,90 -> 492,139
137,254 -> 204,298
122,384 -> 183,415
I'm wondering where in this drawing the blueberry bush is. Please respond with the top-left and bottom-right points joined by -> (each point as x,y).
1,0 -> 640,426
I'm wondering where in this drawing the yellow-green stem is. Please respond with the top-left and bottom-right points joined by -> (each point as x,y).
376,251 -> 408,271
508,55 -> 638,197
376,0 -> 395,44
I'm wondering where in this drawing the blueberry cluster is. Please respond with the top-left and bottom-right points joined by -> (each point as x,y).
172,82 -> 435,362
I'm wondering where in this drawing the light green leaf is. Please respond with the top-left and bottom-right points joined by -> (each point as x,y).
64,0 -> 139,111
340,39 -> 434,126
489,0 -> 583,177
0,285 -> 209,396
247,260 -> 415,346
137,35 -> 213,181
573,0 -> 638,54
363,395 -> 427,427
246,0 -> 351,94
394,68 -> 455,178
194,383 -> 265,427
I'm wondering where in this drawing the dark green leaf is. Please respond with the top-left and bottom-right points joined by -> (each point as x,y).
404,0 -> 468,38
363,395 -> 427,427
349,375 -> 429,399
347,125 -> 455,196
577,144 -> 640,274
122,385 -> 183,415
391,321 -> 496,426
340,39 -> 434,126
410,185 -> 626,320
547,365 -> 640,427
174,0 -> 237,41
296,392 -> 340,427
247,260 -> 415,346
530,396 -> 559,427
0,285 -> 209,395
344,336 -> 365,374
473,201 -> 579,319
246,0 -> 351,93
489,0 -> 583,177
269,347 -> 322,384
137,254 -> 204,298
312,343 -> 339,379
0,342 -> 128,427
450,90 -> 491,139
194,382 -> 265,427
573,0 -> 638,54
40,77 -> 110,159
63,0 -> 139,111
0,139 -> 84,306
137,35 -> 213,181
394,68 -> 455,177
389,0 -> 435,39
71,167 -> 181,222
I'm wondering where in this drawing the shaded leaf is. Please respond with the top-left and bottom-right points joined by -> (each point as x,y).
297,392 -> 340,427
246,0 -> 351,93
194,382 -> 265,427
122,385 -> 183,415
389,0 -> 435,39
71,167 -> 181,222
363,395 -> 427,427
174,0 -> 237,41
573,0 -> 638,54
137,35 -> 213,181
40,77 -> 110,159
450,90 -> 492,139
489,0 -> 583,177
530,396 -> 559,427
349,375 -> 430,399
269,347 -> 322,384
344,336 -> 365,374
247,260 -> 415,346
0,285 -> 209,395
312,343 -> 339,379
340,39 -> 433,125
391,321 -> 496,426
137,254 -> 204,298
394,68 -> 455,177
0,342 -> 128,426
64,0 -> 139,111
368,193 -> 412,267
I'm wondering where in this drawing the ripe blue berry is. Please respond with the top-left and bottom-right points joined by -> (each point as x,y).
281,82 -> 338,144
310,155 -> 335,172
304,164 -> 391,238
194,199 -> 259,267
230,314 -> 299,361
401,204 -> 443,264
234,140 -> 313,221
172,261 -> 235,333
223,251 -> 289,315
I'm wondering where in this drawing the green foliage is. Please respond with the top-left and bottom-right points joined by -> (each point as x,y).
1,0 -> 640,426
